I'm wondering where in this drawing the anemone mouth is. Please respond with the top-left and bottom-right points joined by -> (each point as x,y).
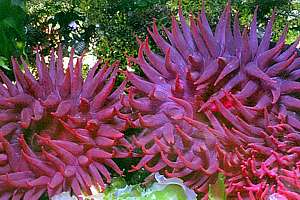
22,117 -> 55,151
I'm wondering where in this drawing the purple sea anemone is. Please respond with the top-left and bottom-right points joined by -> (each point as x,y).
125,1 -> 300,199
0,47 -> 132,199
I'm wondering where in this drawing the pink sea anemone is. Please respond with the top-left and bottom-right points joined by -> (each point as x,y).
125,1 -> 300,199
0,47 -> 132,199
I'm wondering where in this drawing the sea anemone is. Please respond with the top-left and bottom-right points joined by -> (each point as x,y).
0,47 -> 132,199
125,1 -> 300,199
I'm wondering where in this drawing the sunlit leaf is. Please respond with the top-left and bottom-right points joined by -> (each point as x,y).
208,173 -> 226,200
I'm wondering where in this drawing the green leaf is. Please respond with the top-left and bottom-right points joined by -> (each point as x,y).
0,0 -> 25,61
0,56 -> 11,71
69,173 -> 197,200
208,173 -> 226,200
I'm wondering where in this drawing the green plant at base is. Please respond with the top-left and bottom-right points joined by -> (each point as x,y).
104,181 -> 188,200
208,174 -> 226,200
52,174 -> 197,200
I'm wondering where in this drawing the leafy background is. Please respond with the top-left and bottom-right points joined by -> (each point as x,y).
1,0 -> 299,72
28,0 -> 300,56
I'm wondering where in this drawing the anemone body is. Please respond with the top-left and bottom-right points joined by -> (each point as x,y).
125,2 -> 300,199
0,47 -> 132,199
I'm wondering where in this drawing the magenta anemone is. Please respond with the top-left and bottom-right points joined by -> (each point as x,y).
0,47 -> 132,199
125,1 -> 300,199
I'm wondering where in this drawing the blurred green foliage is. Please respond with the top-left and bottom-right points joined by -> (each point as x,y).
0,0 -> 26,78
25,0 -> 97,63
0,0 -> 298,76
26,0 -> 300,70
77,0 -> 171,66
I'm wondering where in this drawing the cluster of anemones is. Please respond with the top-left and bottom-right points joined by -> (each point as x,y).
0,1 -> 300,200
